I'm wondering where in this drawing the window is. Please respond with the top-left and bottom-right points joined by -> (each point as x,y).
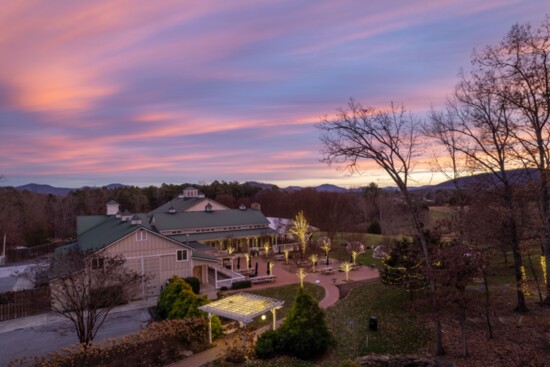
136,230 -> 147,241
91,257 -> 104,270
177,249 -> 188,262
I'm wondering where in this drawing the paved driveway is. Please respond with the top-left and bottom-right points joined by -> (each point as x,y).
0,307 -> 152,365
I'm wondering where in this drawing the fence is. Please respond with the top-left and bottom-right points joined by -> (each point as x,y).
0,286 -> 51,321
6,242 -> 65,263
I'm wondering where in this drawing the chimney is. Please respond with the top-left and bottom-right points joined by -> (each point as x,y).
251,203 -> 261,211
106,200 -> 120,216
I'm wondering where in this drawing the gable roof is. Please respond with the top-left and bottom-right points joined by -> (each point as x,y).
149,197 -> 205,214
152,208 -> 269,232
76,214 -> 152,253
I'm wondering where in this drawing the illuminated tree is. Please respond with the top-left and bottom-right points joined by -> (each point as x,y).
283,249 -> 290,265
263,243 -> 270,258
297,268 -> 307,288
321,240 -> 331,266
309,254 -> 318,272
339,262 -> 353,282
289,211 -> 311,259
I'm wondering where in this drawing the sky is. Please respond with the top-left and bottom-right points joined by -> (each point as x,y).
0,1 -> 548,189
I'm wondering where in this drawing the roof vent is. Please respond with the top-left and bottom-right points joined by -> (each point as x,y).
205,203 -> 213,212
168,206 -> 176,214
131,215 -> 142,225
115,210 -> 122,219
239,204 -> 246,211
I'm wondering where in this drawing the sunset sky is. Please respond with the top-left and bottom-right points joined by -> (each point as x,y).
1,1 -> 548,189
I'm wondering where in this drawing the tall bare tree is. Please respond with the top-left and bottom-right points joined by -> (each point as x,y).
318,100 -> 445,355
49,249 -> 150,346
470,16 -> 550,304
428,71 -> 529,312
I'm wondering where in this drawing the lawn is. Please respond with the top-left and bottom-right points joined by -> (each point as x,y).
323,282 -> 432,365
246,283 -> 325,329
313,232 -> 389,269
213,282 -> 432,367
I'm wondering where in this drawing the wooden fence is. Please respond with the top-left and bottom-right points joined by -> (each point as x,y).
0,286 -> 51,321
6,242 -> 64,263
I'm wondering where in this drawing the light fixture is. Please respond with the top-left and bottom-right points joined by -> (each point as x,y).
261,314 -> 266,321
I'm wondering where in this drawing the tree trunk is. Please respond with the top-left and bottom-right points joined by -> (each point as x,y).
403,188 -> 445,356
459,315 -> 468,357
503,183 -> 528,313
541,168 -> 550,305
482,270 -> 494,339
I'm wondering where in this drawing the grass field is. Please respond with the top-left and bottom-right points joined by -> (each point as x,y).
323,282 -> 432,365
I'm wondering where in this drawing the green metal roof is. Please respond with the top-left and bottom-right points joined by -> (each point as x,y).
153,209 -> 269,232
76,214 -> 153,253
192,250 -> 219,262
170,227 -> 275,243
149,197 -> 205,214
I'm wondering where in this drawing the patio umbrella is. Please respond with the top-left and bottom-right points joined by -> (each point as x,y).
254,262 -> 258,277
248,256 -> 252,269
267,261 -> 271,275
237,256 -> 241,270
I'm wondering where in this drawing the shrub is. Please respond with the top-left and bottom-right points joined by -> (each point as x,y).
184,276 -> 201,294
339,360 -> 362,367
367,220 -> 382,234
9,318 -> 209,367
255,330 -> 279,359
157,275 -> 222,339
255,288 -> 332,360
231,280 -> 252,289
276,288 -> 332,359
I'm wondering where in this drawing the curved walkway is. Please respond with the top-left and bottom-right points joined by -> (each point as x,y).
171,256 -> 378,367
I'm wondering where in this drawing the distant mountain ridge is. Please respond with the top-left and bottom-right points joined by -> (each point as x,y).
10,169 -> 541,196
13,183 -> 129,196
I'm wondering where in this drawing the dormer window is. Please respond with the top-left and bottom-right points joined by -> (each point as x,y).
205,203 -> 213,212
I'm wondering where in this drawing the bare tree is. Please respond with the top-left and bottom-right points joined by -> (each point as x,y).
49,248 -> 150,346
318,100 -> 445,356
428,71 -> 529,312
470,16 -> 550,304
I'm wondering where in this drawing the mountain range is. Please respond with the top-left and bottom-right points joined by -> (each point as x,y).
8,169 -> 541,196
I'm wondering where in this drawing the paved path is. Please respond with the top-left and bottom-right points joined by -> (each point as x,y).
169,257 -> 378,367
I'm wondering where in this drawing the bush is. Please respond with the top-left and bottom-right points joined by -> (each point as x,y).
157,276 -> 222,339
9,318 -> 209,367
367,220 -> 382,234
254,288 -> 332,360
277,288 -> 332,359
231,280 -> 252,289
255,330 -> 279,359
338,360 -> 362,367
184,276 -> 201,294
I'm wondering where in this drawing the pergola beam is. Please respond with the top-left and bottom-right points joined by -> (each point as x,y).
198,292 -> 284,344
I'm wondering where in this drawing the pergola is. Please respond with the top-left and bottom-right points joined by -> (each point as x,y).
198,293 -> 284,345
